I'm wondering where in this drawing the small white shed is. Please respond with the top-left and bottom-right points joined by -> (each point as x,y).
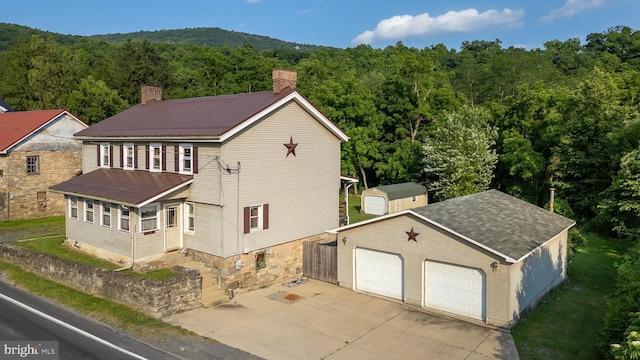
361,182 -> 427,215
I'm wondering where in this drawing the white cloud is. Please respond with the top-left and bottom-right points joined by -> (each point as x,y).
352,8 -> 524,45
539,0 -> 603,23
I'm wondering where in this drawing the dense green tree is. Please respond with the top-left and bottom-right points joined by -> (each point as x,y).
67,76 -> 128,124
113,38 -> 172,104
423,106 -> 498,201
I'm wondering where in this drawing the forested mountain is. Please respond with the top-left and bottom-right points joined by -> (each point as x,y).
0,23 -> 324,52
2,22 -> 640,358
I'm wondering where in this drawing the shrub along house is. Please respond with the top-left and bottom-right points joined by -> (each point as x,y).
51,69 -> 348,295
333,189 -> 575,328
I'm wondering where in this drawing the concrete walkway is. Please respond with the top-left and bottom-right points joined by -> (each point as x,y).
163,279 -> 520,360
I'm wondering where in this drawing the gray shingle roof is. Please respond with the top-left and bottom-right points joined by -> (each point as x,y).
372,182 -> 427,200
412,189 -> 575,262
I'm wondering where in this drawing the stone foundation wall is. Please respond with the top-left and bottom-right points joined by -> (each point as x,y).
189,232 -> 332,295
0,243 -> 202,318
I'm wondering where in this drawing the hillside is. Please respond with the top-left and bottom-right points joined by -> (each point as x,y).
0,23 -> 326,52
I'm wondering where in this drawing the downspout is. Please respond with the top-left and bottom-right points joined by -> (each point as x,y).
345,182 -> 354,225
114,219 -> 136,272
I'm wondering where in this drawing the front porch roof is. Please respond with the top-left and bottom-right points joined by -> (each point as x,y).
50,169 -> 193,208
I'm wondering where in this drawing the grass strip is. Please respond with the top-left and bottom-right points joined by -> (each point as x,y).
512,233 -> 628,360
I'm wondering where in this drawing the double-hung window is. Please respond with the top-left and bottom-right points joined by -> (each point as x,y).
149,143 -> 162,172
140,204 -> 159,231
99,143 -> 110,168
185,203 -> 195,233
123,143 -> 135,170
85,199 -> 94,223
243,204 -> 269,233
119,206 -> 130,232
69,196 -> 78,220
101,202 -> 111,227
179,144 -> 193,174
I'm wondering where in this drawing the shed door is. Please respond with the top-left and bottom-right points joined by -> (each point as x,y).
356,248 -> 403,300
364,195 -> 386,215
425,261 -> 484,321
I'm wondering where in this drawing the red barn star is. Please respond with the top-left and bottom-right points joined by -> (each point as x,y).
284,136 -> 298,157
406,227 -> 420,242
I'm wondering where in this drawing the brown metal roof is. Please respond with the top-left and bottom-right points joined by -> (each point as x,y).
74,90 -> 295,138
50,169 -> 193,207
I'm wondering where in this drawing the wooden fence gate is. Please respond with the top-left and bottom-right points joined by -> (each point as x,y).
303,240 -> 338,284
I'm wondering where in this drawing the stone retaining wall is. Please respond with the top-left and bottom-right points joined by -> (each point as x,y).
0,243 -> 202,318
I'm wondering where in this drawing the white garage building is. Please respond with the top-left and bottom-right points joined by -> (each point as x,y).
334,189 -> 575,328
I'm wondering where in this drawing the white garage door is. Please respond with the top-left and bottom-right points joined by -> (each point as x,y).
356,248 -> 403,300
425,261 -> 484,321
364,195 -> 386,215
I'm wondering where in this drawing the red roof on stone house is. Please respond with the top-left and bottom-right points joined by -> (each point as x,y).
0,109 -> 84,154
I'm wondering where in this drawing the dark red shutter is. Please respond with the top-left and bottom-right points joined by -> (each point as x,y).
96,144 -> 100,166
193,146 -> 198,173
119,145 -> 124,168
109,145 -> 113,167
174,146 -> 179,172
263,203 -> 269,230
243,207 -> 250,234
161,145 -> 167,171
145,145 -> 149,169
134,145 -> 139,169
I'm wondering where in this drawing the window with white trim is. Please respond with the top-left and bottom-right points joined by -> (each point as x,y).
123,143 -> 135,170
149,143 -> 162,172
69,196 -> 78,220
101,202 -> 111,228
411,196 -> 418,202
179,144 -> 193,174
185,202 -> 195,233
119,206 -> 130,232
243,203 -> 269,233
99,143 -> 110,168
85,199 -> 94,223
140,204 -> 159,231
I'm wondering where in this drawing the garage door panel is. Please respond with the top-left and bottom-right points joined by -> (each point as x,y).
356,248 -> 403,300
425,261 -> 485,321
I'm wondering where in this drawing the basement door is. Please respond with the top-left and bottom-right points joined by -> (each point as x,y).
355,248 -> 403,300
164,204 -> 181,251
424,261 -> 485,321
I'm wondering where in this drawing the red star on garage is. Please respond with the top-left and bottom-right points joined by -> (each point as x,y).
406,227 -> 420,242
283,136 -> 298,157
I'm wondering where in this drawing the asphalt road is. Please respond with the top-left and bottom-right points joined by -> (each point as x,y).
0,280 -> 182,360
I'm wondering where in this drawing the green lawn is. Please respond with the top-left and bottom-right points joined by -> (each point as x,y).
0,216 -> 65,241
512,233 -> 629,360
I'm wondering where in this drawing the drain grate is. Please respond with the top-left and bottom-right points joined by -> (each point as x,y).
282,277 -> 308,288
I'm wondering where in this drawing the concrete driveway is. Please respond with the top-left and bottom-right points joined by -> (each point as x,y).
163,279 -> 519,360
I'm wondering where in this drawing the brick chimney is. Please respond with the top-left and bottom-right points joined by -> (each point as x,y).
141,85 -> 162,104
272,69 -> 297,94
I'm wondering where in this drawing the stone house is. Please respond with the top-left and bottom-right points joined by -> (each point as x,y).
51,69 -> 349,299
0,110 -> 87,221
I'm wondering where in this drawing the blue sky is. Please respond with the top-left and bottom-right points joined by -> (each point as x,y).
3,0 -> 639,50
